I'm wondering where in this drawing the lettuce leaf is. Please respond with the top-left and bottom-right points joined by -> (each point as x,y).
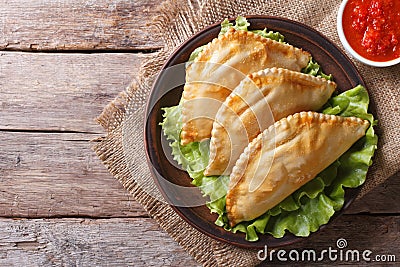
160,105 -> 229,202
251,28 -> 285,43
302,58 -> 333,81
219,16 -> 250,36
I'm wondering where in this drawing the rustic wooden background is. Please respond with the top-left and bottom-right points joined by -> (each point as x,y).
0,0 -> 399,266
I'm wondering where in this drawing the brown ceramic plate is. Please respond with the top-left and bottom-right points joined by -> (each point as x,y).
144,16 -> 366,249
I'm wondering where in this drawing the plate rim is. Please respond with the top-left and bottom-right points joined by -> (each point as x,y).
143,15 -> 367,249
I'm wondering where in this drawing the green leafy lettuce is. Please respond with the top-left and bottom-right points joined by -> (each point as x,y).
160,17 -> 378,241
302,58 -> 333,81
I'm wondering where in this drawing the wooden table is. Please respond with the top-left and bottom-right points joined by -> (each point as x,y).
0,1 -> 399,266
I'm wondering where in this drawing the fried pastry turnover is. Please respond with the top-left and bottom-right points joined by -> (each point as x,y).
226,112 -> 369,226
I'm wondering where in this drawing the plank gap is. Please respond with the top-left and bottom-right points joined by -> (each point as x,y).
0,48 -> 161,54
0,215 -> 151,220
344,212 -> 400,217
0,128 -> 100,135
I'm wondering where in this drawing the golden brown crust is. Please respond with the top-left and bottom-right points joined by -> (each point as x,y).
226,111 -> 369,226
195,28 -> 311,64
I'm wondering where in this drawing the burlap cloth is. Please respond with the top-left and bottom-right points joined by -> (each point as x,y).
93,0 -> 400,266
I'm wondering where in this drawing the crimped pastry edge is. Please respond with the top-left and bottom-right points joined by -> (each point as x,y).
205,68 -> 337,175
229,111 -> 369,188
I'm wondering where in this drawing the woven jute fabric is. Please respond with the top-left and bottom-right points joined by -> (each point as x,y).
93,0 -> 400,265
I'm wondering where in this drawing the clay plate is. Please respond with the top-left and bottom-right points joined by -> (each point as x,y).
144,16 -> 366,249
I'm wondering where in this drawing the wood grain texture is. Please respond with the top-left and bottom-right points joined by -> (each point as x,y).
0,51 -> 149,133
0,0 -> 163,51
0,131 -> 148,218
0,218 -> 199,266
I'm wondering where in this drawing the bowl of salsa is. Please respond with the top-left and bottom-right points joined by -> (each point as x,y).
337,0 -> 400,67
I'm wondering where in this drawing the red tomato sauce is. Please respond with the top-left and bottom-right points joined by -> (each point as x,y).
342,0 -> 400,61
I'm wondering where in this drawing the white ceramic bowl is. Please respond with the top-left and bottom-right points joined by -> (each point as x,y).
337,0 -> 400,67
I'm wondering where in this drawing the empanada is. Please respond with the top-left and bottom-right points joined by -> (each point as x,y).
180,28 -> 311,145
226,112 -> 369,226
204,68 -> 336,176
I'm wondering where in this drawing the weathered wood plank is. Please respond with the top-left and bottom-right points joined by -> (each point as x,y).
0,129 -> 399,218
347,172 -> 400,214
0,131 -> 148,218
0,0 -> 163,51
0,51 -> 149,133
0,216 -> 397,266
0,218 -> 199,266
